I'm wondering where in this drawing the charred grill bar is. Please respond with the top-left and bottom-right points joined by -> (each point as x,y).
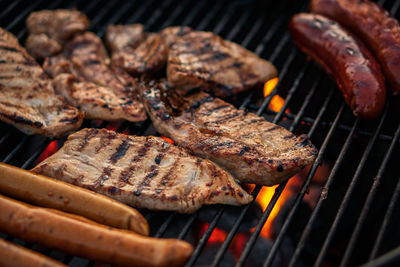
1,0 -> 400,266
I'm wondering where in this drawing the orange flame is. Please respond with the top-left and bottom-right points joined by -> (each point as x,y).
161,136 -> 174,144
263,78 -> 288,113
250,176 -> 299,238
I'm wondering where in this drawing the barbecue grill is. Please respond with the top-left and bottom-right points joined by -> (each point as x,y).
1,0 -> 400,266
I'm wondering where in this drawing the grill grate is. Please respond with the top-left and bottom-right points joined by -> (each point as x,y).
1,0 -> 400,266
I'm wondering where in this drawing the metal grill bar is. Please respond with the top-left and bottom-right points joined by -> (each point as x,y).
1,136 -> 28,163
314,109 -> 396,266
369,176 -> 400,260
340,120 -> 400,267
258,45 -> 297,115
362,246 -> 400,267
271,60 -> 311,122
143,0 -> 174,30
197,1 -> 225,30
125,0 -> 156,24
181,1 -> 207,26
290,101 -> 391,266
211,187 -> 262,267
186,208 -> 225,266
96,1 -> 137,37
262,104 -> 347,267
177,213 -> 198,240
4,1 -> 41,31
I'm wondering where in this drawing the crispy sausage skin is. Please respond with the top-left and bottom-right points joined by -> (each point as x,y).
0,237 -> 67,267
310,0 -> 400,94
289,13 -> 386,119
0,195 -> 193,267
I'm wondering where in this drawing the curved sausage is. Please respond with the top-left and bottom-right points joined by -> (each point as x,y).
289,13 -> 386,119
0,194 -> 193,267
0,162 -> 149,236
310,0 -> 400,94
0,237 -> 66,267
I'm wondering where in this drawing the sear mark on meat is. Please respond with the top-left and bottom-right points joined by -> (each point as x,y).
167,31 -> 278,98
0,27 -> 83,137
140,79 -> 318,186
44,32 -> 147,122
26,9 -> 89,59
105,24 -> 167,76
31,128 -> 252,213
105,25 -> 192,76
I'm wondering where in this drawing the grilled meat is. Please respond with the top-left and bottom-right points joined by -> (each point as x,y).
140,80 -> 318,186
106,24 -> 167,76
105,25 -> 192,76
105,24 -> 145,52
0,27 -> 83,137
31,128 -> 252,213
160,26 -> 193,48
26,9 -> 89,59
44,32 -> 147,122
167,31 -> 278,98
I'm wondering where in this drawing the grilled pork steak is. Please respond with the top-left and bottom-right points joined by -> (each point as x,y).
106,24 -> 167,76
31,128 -> 252,213
105,25 -> 192,76
167,31 -> 278,98
44,32 -> 147,122
0,28 -> 83,137
26,9 -> 89,59
140,80 -> 318,186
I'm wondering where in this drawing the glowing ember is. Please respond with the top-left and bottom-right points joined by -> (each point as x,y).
200,223 -> 227,243
263,78 -> 288,113
161,136 -> 174,144
231,232 -> 249,261
105,122 -> 121,132
36,140 -> 58,164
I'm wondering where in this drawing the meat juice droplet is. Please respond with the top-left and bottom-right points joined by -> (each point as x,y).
63,198 -> 70,204
48,191 -> 54,197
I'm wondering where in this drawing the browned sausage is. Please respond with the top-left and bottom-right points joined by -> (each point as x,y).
0,162 -> 149,236
0,194 -> 193,267
310,0 -> 400,94
289,13 -> 386,119
0,237 -> 67,267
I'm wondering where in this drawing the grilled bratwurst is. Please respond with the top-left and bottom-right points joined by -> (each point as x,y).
167,31 -> 278,98
32,128 -> 252,213
0,27 -> 83,137
140,80 -> 318,186
26,9 -> 89,59
44,32 -> 147,122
